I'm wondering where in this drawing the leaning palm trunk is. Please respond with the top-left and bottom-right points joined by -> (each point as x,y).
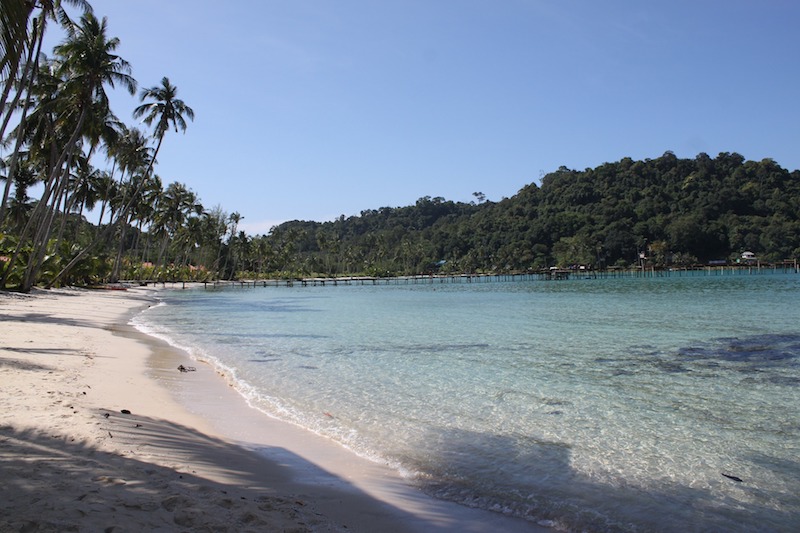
109,171 -> 145,282
109,214 -> 130,281
11,107 -> 88,291
21,157 -> 75,291
96,199 -> 108,227
45,171 -> 150,288
156,231 -> 171,272
139,231 -> 151,264
53,125 -> 167,287
54,177 -> 81,255
0,11 -> 33,145
15,11 -> 136,290
0,21 -> 43,226
0,141 -> 60,289
44,205 -> 119,288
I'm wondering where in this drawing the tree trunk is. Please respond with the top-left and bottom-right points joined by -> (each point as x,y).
22,160 -> 74,291
0,19 -> 43,226
16,107 -> 87,291
46,125 -> 169,289
109,216 -> 129,282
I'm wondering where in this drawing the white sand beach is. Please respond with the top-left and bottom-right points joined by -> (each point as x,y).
0,286 -> 547,532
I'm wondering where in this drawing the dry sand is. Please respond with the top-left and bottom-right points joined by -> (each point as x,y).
0,286 -> 548,532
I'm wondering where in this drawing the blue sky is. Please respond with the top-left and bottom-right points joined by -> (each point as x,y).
59,1 -> 800,234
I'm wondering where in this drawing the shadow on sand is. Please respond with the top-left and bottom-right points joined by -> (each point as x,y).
0,409 -> 422,533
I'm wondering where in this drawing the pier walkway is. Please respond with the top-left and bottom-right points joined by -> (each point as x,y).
167,262 -> 798,290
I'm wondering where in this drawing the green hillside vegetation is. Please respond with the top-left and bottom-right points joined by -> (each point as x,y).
256,151 -> 800,277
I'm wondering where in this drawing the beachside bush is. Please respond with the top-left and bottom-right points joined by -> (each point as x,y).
0,235 -> 27,289
60,253 -> 113,287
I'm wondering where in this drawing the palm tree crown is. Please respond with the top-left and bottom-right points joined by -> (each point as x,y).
133,77 -> 194,140
131,77 -> 194,182
55,12 -> 136,105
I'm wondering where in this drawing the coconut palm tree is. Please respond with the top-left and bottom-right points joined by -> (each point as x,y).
69,158 -> 101,221
152,182 -> 202,269
131,173 -> 163,262
51,12 -> 136,149
107,125 -> 151,183
81,103 -> 124,162
0,0 -> 34,141
0,1 -> 91,111
132,77 -> 194,179
95,78 -> 194,282
109,171 -> 163,282
12,11 -> 135,291
0,1 -> 91,203
104,127 -> 153,282
54,151 -> 92,247
47,77 -> 197,288
0,57 -> 58,227
0,0 -> 30,75
0,158 -> 38,231
93,171 -> 116,226
220,211 -> 243,278
174,214 -> 206,270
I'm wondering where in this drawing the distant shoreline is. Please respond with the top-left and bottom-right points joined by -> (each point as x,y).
128,261 -> 799,291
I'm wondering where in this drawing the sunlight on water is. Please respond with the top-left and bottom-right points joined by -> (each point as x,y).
133,273 -> 800,532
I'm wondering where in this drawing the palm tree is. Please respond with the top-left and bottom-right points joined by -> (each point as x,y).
103,126 -> 152,282
174,215 -> 206,270
0,0 -> 30,75
132,77 -> 194,179
11,11 -> 135,291
54,151 -> 93,247
0,1 -> 91,106
69,159 -> 101,221
0,0 -> 34,142
93,171 -> 116,226
0,158 -> 38,231
52,12 -> 136,148
203,206 -> 230,276
152,182 -> 202,268
0,56 -> 56,227
107,125 -> 151,182
131,173 -> 163,262
95,78 -> 194,282
0,1 -> 91,196
220,211 -> 243,278
81,102 -> 123,162
109,171 -> 162,282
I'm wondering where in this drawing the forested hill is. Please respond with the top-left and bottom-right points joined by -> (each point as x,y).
265,152 -> 800,276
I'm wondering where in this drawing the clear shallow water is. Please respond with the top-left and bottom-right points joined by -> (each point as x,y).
133,274 -> 800,532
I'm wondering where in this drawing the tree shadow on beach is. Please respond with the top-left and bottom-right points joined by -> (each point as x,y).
0,310 -> 111,330
0,312 -> 102,365
0,358 -> 56,373
0,410 -> 429,533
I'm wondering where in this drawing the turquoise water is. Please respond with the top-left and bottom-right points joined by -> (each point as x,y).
133,273 -> 800,532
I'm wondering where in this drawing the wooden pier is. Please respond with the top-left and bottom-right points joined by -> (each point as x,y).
182,261 -> 798,290
198,273 -> 540,289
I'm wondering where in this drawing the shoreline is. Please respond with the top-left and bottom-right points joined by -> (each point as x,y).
0,287 -> 547,532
